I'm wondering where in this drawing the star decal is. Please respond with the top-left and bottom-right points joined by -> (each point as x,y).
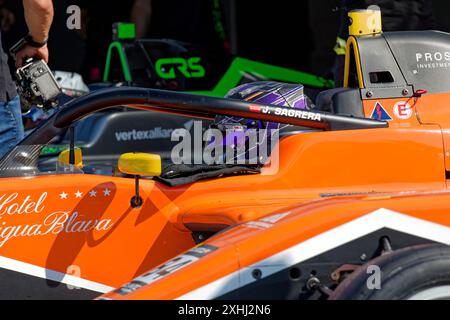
58,189 -> 113,200
75,191 -> 83,198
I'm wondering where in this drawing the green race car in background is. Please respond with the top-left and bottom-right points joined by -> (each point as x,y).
103,23 -> 333,97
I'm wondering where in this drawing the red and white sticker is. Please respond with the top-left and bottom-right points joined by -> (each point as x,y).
393,102 -> 413,120
249,105 -> 262,113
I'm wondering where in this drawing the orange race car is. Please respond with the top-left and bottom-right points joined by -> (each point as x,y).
0,10 -> 449,300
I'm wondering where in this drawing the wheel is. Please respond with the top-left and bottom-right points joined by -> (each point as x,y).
329,244 -> 450,300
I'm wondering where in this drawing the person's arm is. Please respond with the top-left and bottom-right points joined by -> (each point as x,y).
131,0 -> 152,39
15,0 -> 54,67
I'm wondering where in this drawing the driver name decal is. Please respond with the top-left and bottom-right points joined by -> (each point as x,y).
0,191 -> 114,247
249,105 -> 322,121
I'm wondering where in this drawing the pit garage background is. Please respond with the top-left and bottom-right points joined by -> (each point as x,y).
2,0 -> 450,81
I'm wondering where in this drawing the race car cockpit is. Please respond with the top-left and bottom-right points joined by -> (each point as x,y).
0,84 -> 386,180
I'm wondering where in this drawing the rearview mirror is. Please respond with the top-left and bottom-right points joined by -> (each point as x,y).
58,147 -> 83,169
118,153 -> 162,177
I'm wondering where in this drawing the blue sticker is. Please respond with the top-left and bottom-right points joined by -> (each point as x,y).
370,102 -> 392,121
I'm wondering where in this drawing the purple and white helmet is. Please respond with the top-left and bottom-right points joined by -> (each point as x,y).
210,81 -> 312,164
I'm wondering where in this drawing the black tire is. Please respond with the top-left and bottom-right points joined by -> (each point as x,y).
329,244 -> 450,300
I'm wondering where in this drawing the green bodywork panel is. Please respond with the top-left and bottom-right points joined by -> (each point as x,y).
41,145 -> 71,156
194,58 -> 334,97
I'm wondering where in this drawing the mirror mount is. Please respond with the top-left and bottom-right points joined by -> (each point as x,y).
131,175 -> 143,208
69,125 -> 76,166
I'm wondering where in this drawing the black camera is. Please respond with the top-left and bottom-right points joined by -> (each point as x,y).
10,37 -> 61,112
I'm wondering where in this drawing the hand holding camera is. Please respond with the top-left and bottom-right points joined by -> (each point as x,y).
14,41 -> 49,69
9,34 -> 61,112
